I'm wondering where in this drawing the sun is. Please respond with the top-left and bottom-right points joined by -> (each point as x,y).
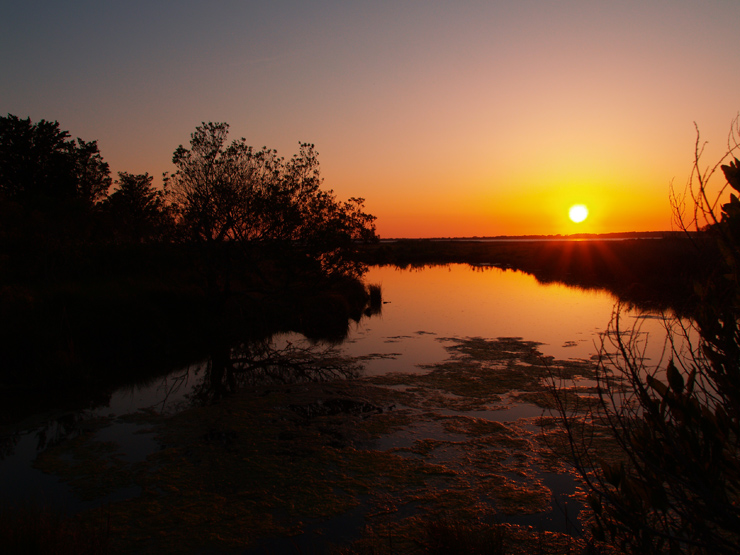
569,204 -> 589,223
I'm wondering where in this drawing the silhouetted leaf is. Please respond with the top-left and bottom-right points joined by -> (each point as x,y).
722,158 -> 740,192
666,360 -> 684,394
646,375 -> 668,398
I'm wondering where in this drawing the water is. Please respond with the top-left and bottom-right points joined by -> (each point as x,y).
344,264 -> 672,373
0,263 -> 676,536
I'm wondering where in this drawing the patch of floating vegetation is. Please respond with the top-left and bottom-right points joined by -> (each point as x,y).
369,336 -> 598,412
383,335 -> 416,344
354,352 -> 402,361
33,336 -> 609,553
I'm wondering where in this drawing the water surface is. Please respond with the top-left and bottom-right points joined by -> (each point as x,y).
1,263 -> 676,539
344,264 -> 671,375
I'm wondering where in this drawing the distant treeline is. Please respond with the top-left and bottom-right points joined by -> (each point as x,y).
386,230 -> 686,241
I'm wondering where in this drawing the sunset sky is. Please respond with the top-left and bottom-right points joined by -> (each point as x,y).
2,1 -> 739,238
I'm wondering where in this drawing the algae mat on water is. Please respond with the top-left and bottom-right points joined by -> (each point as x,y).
36,336 -> 606,554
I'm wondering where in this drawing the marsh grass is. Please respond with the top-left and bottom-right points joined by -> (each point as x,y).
366,282 -> 383,315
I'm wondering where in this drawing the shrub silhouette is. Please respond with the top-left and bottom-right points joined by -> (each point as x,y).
555,120 -> 740,554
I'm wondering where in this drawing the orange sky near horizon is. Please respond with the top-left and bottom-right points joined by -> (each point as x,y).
2,1 -> 739,238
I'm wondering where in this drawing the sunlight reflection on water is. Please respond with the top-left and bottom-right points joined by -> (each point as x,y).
343,264 -> 672,375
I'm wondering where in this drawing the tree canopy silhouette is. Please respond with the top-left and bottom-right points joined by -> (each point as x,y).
0,114 -> 110,206
104,171 -> 171,243
0,114 -> 113,249
167,122 -> 377,280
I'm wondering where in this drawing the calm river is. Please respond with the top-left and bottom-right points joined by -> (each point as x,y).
0,263 -> 675,540
348,263 -> 670,371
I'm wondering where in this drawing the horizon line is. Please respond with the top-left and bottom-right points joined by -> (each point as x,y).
378,230 -> 692,241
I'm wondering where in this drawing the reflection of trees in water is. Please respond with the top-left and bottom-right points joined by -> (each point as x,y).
0,282 -> 382,460
191,337 -> 364,404
191,281 -> 382,403
0,338 -> 364,460
32,413 -> 91,454
0,432 -> 19,460
0,412 -> 94,462
0,385 -> 114,461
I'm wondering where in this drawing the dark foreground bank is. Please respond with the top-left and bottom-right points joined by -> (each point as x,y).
0,242 -> 380,425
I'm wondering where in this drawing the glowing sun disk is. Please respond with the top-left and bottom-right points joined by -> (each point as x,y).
569,204 -> 589,223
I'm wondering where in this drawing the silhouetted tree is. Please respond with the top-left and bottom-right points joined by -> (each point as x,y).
0,114 -> 110,206
167,122 -> 377,285
554,120 -> 740,554
0,114 -> 112,250
105,171 -> 170,243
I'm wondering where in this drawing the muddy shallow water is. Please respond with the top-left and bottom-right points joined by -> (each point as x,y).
0,264 -> 673,553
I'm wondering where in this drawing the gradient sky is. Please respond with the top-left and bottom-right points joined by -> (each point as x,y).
2,1 -> 739,237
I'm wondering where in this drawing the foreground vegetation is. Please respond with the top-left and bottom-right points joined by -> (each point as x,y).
546,123 -> 740,554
